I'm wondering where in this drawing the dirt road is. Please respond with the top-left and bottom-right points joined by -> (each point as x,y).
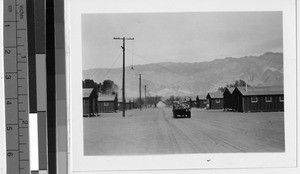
84,107 -> 284,155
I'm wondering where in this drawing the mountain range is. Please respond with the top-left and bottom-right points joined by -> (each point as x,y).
83,52 -> 283,97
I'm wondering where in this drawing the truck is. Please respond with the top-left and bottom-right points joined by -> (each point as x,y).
172,101 -> 191,118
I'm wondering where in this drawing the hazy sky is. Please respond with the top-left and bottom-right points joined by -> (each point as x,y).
82,12 -> 282,70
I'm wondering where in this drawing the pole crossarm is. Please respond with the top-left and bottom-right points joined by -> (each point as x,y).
113,37 -> 134,40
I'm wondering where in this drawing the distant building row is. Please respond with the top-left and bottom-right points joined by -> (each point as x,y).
187,86 -> 284,112
82,88 -> 136,117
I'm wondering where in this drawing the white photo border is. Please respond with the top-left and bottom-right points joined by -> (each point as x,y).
66,0 -> 298,172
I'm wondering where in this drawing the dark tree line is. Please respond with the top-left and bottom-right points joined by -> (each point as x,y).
101,80 -> 119,94
218,79 -> 250,92
83,79 -> 119,95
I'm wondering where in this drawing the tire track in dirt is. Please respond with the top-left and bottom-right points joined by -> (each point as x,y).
162,108 -> 249,152
191,111 -> 284,152
168,116 -> 237,153
190,116 -> 249,152
193,113 -> 278,152
156,108 -> 182,153
159,108 -> 201,153
151,108 -> 174,153
191,114 -> 270,152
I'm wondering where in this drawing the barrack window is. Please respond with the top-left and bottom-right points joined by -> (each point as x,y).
251,97 -> 258,103
265,96 -> 272,102
279,96 -> 284,102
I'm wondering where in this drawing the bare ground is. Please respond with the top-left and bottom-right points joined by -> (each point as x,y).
84,107 -> 284,155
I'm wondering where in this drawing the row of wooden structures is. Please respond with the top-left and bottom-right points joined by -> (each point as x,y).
83,86 -> 284,116
82,88 -> 136,116
187,86 -> 284,112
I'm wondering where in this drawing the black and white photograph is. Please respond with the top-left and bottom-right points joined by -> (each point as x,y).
68,0 -> 297,172
82,12 -> 285,156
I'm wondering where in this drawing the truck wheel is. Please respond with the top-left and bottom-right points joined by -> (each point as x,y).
187,111 -> 191,118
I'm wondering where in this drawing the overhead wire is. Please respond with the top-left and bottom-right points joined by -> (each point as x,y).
96,20 -> 129,85
124,48 -> 213,87
101,51 -> 123,81
124,48 -> 193,79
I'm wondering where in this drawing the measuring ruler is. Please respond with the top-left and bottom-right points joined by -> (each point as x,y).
4,0 -> 30,173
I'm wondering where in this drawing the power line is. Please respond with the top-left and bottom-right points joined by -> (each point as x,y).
125,48 -> 193,79
101,52 -> 123,81
125,48 -> 213,87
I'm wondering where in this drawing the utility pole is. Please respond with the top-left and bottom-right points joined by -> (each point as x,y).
144,85 -> 147,108
139,74 -> 142,111
113,37 -> 134,117
148,90 -> 151,107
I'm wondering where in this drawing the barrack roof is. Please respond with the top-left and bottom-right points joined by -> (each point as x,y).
197,95 -> 207,100
98,94 -> 116,101
207,92 -> 223,99
82,88 -> 94,98
236,86 -> 283,96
